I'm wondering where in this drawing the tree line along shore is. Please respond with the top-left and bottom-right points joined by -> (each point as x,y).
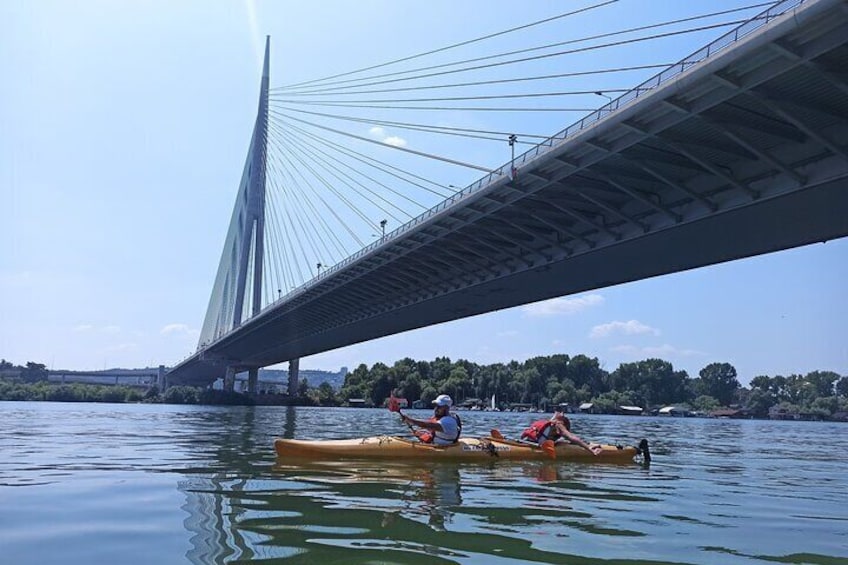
2,356 -> 846,421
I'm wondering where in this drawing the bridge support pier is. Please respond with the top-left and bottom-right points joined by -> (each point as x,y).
224,366 -> 237,392
288,358 -> 299,396
247,368 -> 258,394
157,365 -> 167,392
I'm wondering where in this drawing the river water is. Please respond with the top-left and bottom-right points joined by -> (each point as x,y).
1,401 -> 846,565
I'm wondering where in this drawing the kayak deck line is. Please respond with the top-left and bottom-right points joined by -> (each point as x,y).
274,435 -> 646,463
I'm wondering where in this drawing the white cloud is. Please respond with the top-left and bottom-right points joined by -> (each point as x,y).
590,319 -> 659,339
102,325 -> 121,334
521,294 -> 604,317
161,323 -> 189,335
160,323 -> 200,339
368,126 -> 407,147
383,136 -> 407,147
73,324 -> 93,332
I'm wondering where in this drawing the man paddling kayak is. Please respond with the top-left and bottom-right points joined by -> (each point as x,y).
401,394 -> 462,445
521,412 -> 601,455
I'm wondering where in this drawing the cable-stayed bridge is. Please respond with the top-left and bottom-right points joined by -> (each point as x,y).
168,0 -> 848,390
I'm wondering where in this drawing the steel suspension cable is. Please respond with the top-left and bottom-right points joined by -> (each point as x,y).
272,107 -> 531,145
274,101 -> 593,112
273,88 -> 632,105
276,120 -> 430,211
273,18 -> 760,94
274,117 -> 454,198
270,104 -> 548,140
275,125 -> 409,225
279,113 -> 493,171
263,153 -> 309,285
276,63 -> 675,97
273,133 -> 377,243
267,129 -> 363,252
278,0 -> 618,90
272,143 -> 366,250
266,161 -> 331,281
268,144 -> 349,262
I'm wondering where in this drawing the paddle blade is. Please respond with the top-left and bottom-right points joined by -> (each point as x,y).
490,428 -> 505,440
541,439 -> 557,459
387,396 -> 400,413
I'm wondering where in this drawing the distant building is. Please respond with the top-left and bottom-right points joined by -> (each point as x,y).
579,402 -> 595,414
658,406 -> 690,417
768,405 -> 798,420
618,405 -> 643,415
709,408 -> 746,419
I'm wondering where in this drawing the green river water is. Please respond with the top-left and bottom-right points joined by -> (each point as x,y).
1,401 -> 846,564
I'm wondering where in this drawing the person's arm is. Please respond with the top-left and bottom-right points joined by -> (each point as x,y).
401,414 -> 444,432
560,425 -> 601,455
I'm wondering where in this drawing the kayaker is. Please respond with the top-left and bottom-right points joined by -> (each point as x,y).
401,394 -> 462,445
521,412 -> 601,455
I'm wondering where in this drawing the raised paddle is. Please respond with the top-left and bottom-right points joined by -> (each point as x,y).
388,395 -> 417,436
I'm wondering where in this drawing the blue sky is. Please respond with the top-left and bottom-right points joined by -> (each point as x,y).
2,1 -> 846,385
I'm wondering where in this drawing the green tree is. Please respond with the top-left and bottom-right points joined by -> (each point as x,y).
297,377 -> 310,397
591,390 -> 635,414
804,371 -> 840,397
314,382 -> 337,406
698,362 -> 740,406
567,355 -> 608,394
610,359 -> 688,407
163,386 -> 199,404
368,362 -> 395,405
837,376 -> 848,398
745,388 -> 776,418
22,362 -> 48,383
397,372 -> 422,402
691,395 -> 720,412
443,365 -> 470,402
339,364 -> 370,402
750,375 -> 772,392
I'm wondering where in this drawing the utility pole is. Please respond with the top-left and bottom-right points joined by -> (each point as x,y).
508,134 -> 517,180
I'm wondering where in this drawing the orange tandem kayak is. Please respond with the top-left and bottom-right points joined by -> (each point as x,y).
274,435 -> 648,463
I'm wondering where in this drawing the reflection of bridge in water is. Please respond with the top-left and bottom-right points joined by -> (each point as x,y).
169,0 -> 848,392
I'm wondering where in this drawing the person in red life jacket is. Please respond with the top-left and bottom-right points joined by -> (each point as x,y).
401,394 -> 462,445
521,411 -> 601,455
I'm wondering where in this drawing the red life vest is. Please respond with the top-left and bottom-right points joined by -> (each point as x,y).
415,417 -> 438,443
521,419 -> 558,442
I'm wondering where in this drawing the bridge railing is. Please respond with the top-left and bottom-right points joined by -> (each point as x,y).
202,0 -> 806,349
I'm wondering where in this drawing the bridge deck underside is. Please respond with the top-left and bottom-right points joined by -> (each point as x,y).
170,0 -> 848,385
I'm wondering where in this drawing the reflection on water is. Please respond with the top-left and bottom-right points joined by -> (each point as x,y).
1,403 -> 848,564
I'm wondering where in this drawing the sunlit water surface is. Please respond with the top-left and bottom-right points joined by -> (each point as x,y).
1,402 -> 846,564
